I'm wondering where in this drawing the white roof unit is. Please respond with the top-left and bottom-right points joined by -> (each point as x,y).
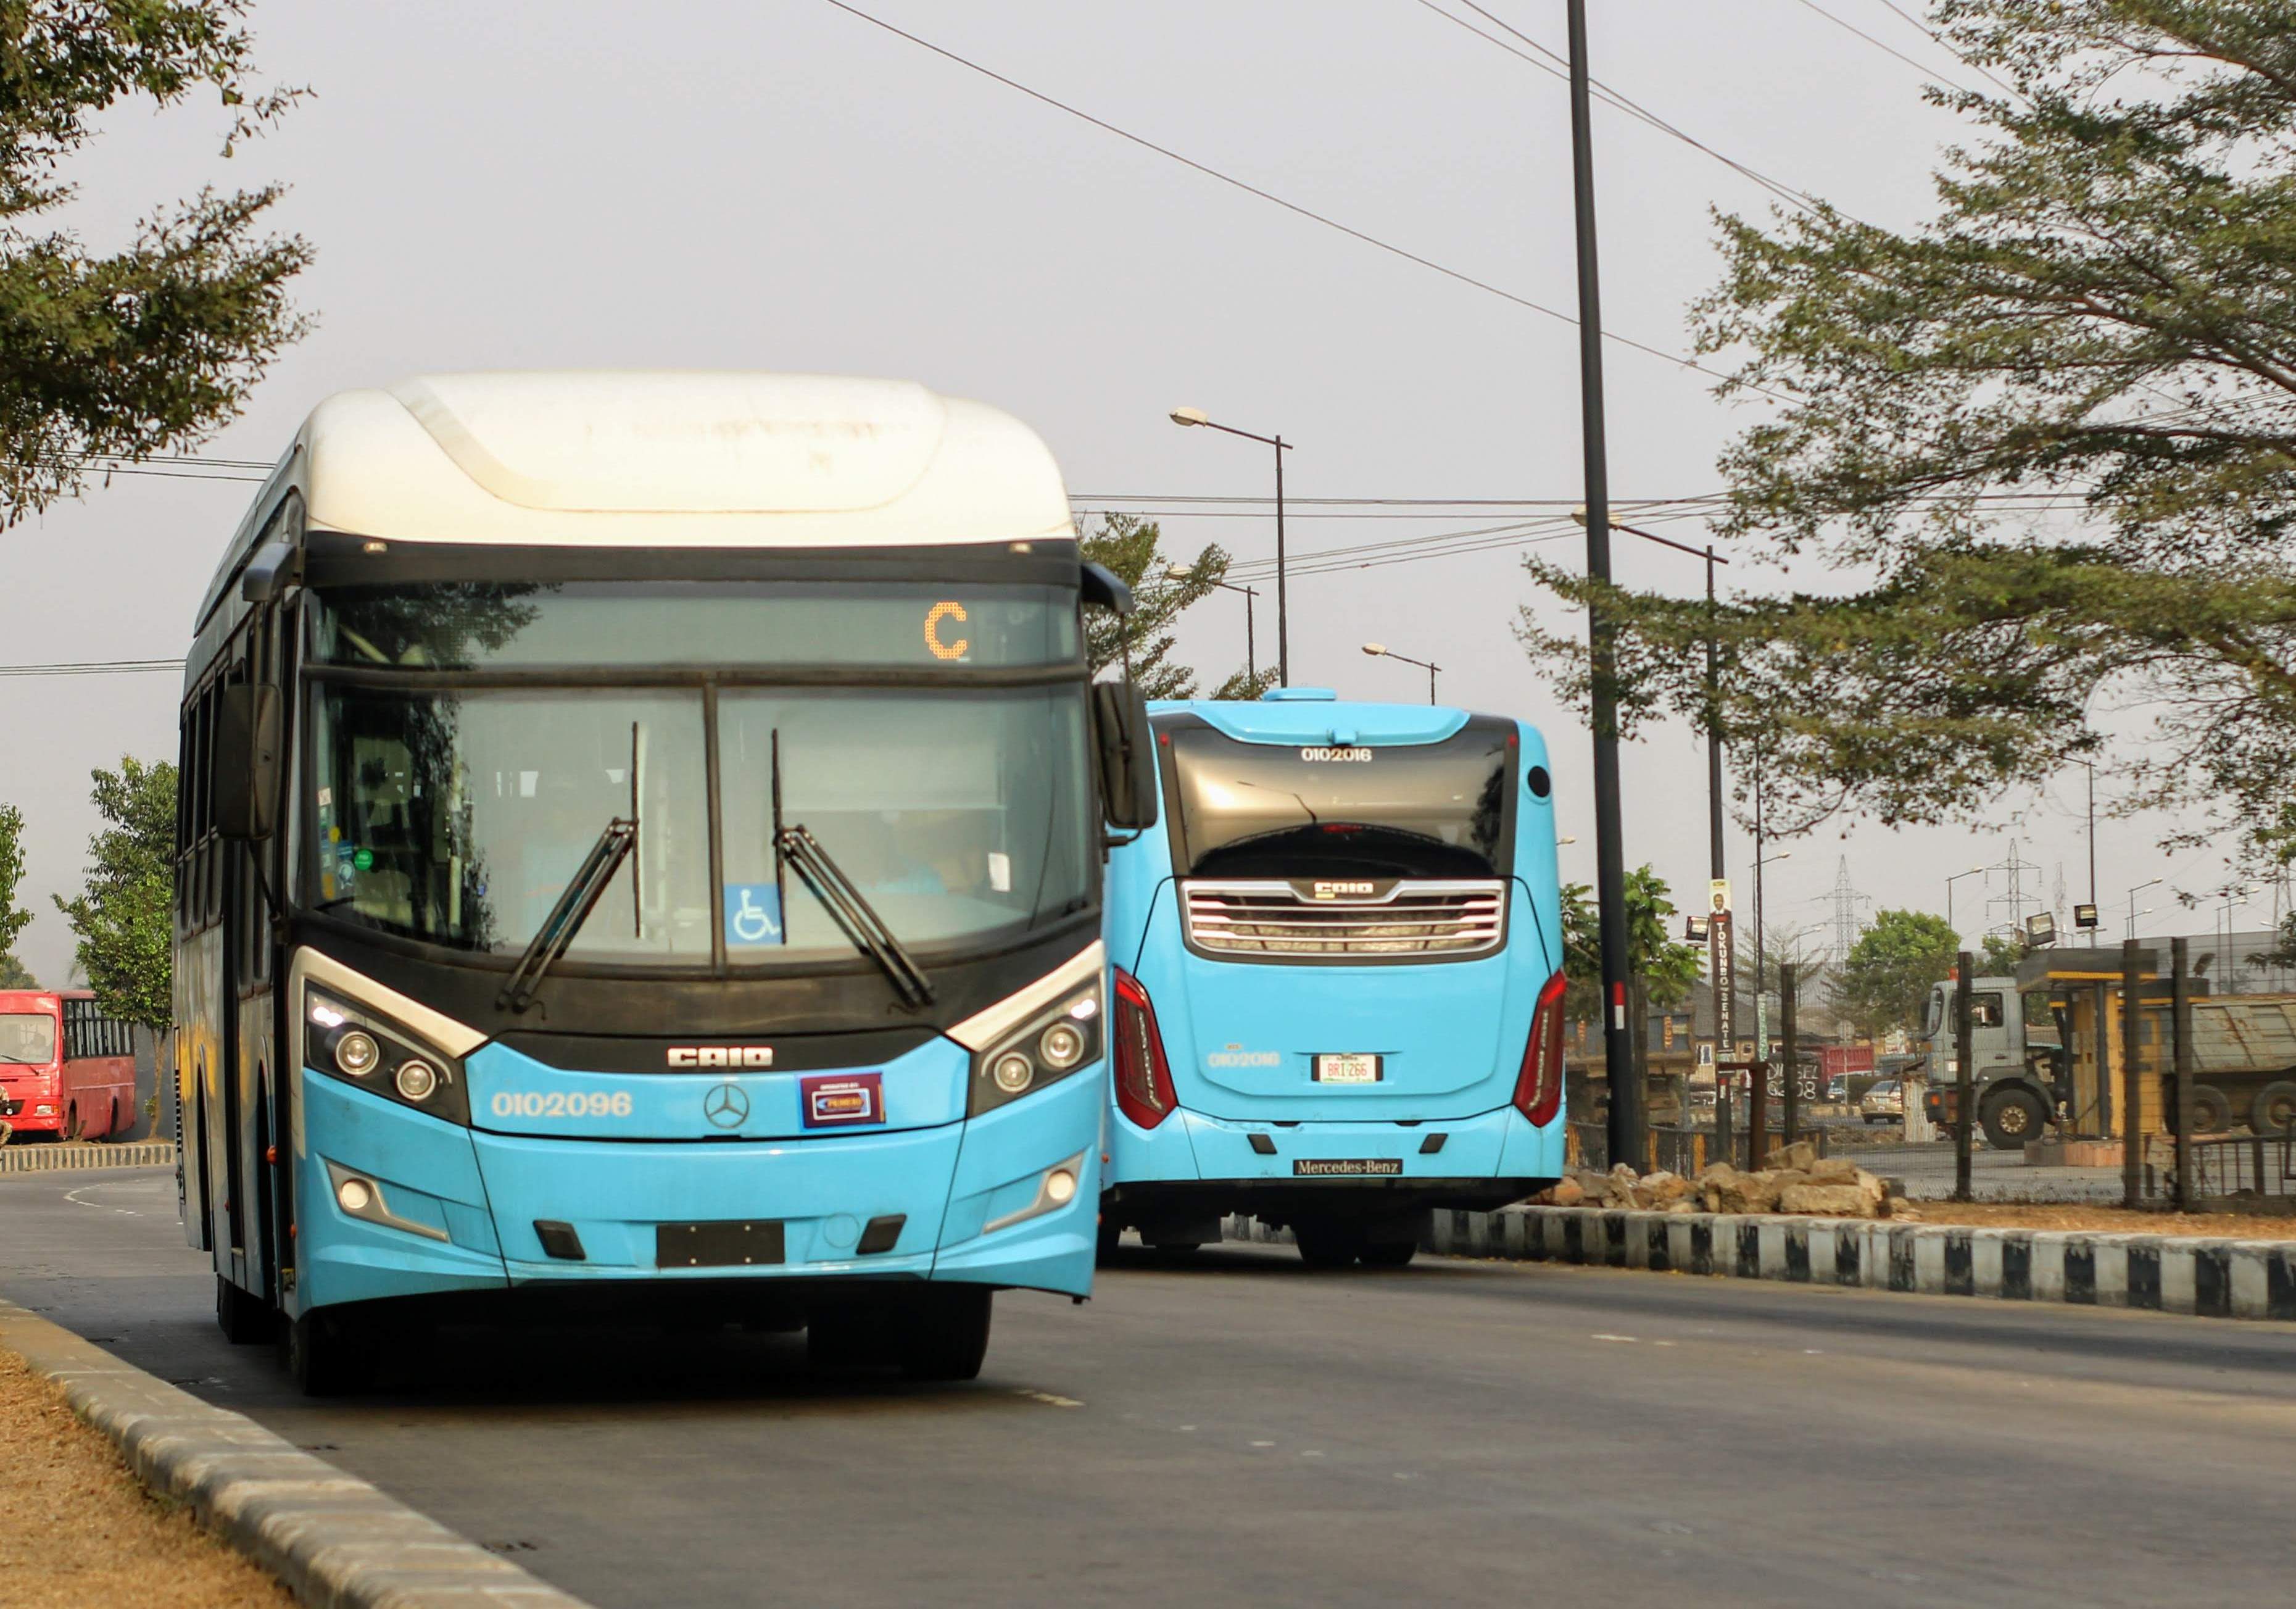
294,371 -> 1074,549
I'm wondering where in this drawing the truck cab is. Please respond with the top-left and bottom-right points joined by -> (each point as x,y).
1918,975 -> 2065,1150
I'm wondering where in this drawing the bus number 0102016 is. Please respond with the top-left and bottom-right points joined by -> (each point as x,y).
489,1090 -> 634,1119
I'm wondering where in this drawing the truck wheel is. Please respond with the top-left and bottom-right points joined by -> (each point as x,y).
897,1287 -> 992,1382
1359,1239 -> 1418,1269
2250,1081 -> 2296,1138
2190,1084 -> 2233,1134
1979,1087 -> 2045,1152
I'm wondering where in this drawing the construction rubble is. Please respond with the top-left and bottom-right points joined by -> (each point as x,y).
1528,1142 -> 1923,1221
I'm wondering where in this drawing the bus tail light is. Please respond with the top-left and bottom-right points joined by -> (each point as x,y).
1512,968 -> 1567,1127
1111,968 -> 1177,1130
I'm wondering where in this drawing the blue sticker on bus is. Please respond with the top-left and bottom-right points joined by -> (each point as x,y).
724,884 -> 783,946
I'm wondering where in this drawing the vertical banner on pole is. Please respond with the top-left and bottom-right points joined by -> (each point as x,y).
1711,910 -> 1736,1162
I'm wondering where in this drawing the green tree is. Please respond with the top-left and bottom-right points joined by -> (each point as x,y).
1979,931 -> 2025,977
2,1 -> 312,527
1560,865 -> 1704,1023
52,757 -> 175,1031
1080,512 -> 1275,701
1517,2 -> 2296,868
1830,908 -> 1960,1040
0,800 -> 31,983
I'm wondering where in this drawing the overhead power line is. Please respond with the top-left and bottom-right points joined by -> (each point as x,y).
1412,1 -> 1826,217
820,0 -> 1754,392
1788,0 -> 1985,98
0,658 -> 183,678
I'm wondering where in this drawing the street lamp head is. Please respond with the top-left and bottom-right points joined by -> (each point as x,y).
1162,563 -> 1192,581
1169,406 -> 1209,428
1361,642 -> 1388,657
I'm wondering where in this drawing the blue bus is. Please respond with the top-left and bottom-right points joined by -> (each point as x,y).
1100,689 -> 1564,1266
175,372 -> 1156,1391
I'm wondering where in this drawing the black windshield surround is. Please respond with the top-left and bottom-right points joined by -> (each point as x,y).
1156,713 -> 1519,882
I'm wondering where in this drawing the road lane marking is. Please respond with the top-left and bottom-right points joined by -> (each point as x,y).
64,1185 -> 141,1216
1590,1333 -> 1638,1342
1011,1388 -> 1082,1409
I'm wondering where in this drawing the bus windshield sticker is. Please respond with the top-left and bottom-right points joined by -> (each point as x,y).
724,884 -> 784,946
802,1072 -> 884,1128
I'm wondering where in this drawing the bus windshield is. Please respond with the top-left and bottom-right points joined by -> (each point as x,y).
303,583 -> 1096,969
1162,723 -> 1513,880
0,1012 -> 56,1065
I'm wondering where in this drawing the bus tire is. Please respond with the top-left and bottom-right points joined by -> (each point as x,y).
1095,1218 -> 1122,1264
1359,1239 -> 1418,1269
59,1105 -> 81,1143
1979,1087 -> 2045,1152
806,1305 -> 892,1370
2250,1081 -> 2296,1138
1293,1219 -> 1363,1269
102,1098 -> 119,1140
286,1309 -> 378,1396
215,1276 -> 273,1345
897,1287 -> 992,1382
2190,1084 -> 2234,1134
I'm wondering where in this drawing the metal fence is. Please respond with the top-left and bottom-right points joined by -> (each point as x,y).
1568,1121 -> 1829,1176
2145,1131 -> 2296,1207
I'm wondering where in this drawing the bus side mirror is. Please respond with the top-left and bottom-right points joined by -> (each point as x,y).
1092,683 -> 1158,830
213,683 -> 283,841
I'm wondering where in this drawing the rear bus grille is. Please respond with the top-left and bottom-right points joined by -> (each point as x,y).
1181,880 -> 1506,960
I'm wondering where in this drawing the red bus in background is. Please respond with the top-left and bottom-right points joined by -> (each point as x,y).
0,991 -> 138,1142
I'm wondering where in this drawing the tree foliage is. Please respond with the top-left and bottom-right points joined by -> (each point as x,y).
1079,511 -> 1275,701
1560,865 -> 1704,1021
2,1 -> 312,526
1831,908 -> 1962,1039
52,757 -> 174,1030
1519,2 -> 2296,868
0,799 -> 30,971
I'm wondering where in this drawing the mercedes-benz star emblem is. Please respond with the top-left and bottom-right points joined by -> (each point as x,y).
703,1081 -> 750,1129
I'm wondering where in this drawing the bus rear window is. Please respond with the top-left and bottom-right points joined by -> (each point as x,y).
1161,721 -> 1513,879
0,1013 -> 56,1065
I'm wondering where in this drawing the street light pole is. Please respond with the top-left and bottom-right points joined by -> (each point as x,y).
1360,643 -> 1439,704
1166,567 -> 1259,686
1169,409 -> 1292,685
1945,865 -> 1986,942
2126,876 -> 2164,939
1564,0 -> 1638,1166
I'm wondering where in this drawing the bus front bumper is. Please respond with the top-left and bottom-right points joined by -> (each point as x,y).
292,1063 -> 1101,1315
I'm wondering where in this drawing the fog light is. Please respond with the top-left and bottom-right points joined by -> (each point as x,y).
337,1177 -> 373,1213
1044,1167 -> 1078,1206
333,1029 -> 379,1077
992,1052 -> 1034,1094
1038,1021 -> 1086,1069
394,1059 -> 439,1102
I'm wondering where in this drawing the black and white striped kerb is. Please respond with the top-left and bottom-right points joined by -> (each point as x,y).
0,1141 -> 176,1175
1221,1207 -> 2296,1321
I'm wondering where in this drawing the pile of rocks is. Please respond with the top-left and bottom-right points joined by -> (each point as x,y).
1530,1141 -> 1921,1221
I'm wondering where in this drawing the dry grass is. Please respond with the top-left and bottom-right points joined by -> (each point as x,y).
0,1349 -> 294,1609
1901,1202 -> 2296,1239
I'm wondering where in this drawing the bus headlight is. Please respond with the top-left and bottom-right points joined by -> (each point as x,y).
968,983 -> 1103,1117
304,986 -> 470,1126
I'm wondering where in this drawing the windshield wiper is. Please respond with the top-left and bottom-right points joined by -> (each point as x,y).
776,825 -> 935,1008
497,815 -> 637,1012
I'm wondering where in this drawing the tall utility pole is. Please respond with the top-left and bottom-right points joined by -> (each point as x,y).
1567,0 -> 1638,1167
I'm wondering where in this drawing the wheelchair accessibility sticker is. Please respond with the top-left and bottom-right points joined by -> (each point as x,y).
724,884 -> 784,946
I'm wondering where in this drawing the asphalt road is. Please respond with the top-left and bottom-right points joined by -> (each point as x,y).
4,1168 -> 2293,1608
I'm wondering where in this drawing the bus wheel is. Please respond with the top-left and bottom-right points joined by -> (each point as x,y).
897,1287 -> 993,1382
1360,1239 -> 1418,1269
1293,1219 -> 1364,1269
2250,1081 -> 2296,1139
1979,1087 -> 2045,1152
215,1276 -> 273,1344
103,1099 -> 119,1140
1095,1218 -> 1122,1264
286,1309 -> 379,1397
806,1305 -> 892,1371
59,1105 -> 82,1142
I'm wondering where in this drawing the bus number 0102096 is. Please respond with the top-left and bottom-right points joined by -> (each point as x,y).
489,1089 -> 634,1119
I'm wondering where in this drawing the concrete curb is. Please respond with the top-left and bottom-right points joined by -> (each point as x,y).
0,1298 -> 593,1608
0,1141 -> 178,1175
1224,1207 -> 2296,1321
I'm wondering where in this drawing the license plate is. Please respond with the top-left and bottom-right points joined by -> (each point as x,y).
1314,1054 -> 1382,1084
656,1220 -> 786,1268
1293,1158 -> 1404,1177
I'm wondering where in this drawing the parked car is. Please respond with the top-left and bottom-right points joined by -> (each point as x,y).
1860,1078 -> 1904,1125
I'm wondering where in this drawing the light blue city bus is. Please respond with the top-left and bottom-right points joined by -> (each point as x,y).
1100,689 -> 1564,1266
174,372 -> 1156,1391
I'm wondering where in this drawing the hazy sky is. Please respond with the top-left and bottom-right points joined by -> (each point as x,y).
5,1 -> 2263,984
